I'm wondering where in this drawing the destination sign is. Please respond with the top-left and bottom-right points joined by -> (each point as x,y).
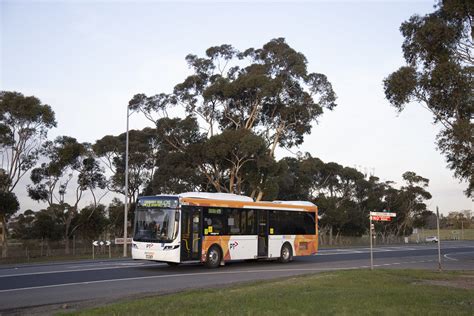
138,198 -> 178,208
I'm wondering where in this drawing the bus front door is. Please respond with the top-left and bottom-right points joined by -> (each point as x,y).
181,207 -> 201,261
257,210 -> 268,257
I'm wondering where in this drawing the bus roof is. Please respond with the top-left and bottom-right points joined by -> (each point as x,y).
179,192 -> 254,202
138,192 -> 317,212
177,192 -> 317,212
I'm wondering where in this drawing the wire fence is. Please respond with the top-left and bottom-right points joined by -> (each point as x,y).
1,230 -> 471,264
0,238 -> 129,264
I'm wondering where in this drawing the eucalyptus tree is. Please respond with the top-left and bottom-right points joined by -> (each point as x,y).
93,128 -> 157,204
106,198 -> 125,238
0,179 -> 19,256
384,171 -> 432,236
275,154 -> 369,241
30,208 -> 63,252
149,116 -> 207,194
10,209 -> 35,241
28,136 -> 106,253
0,91 -> 56,257
74,204 -> 108,242
129,38 -> 337,199
384,0 -> 473,196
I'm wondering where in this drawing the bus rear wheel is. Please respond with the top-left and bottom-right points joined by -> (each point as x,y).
279,243 -> 292,263
205,245 -> 222,269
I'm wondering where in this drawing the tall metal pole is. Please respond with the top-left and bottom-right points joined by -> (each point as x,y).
436,206 -> 442,271
123,105 -> 130,257
370,215 -> 373,270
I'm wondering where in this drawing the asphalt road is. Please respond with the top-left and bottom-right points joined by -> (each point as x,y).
0,241 -> 473,315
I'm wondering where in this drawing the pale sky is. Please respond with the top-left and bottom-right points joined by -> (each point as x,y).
1,0 -> 472,214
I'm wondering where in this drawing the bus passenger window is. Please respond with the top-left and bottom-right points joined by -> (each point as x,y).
246,210 -> 256,234
227,209 -> 241,234
203,207 -> 224,235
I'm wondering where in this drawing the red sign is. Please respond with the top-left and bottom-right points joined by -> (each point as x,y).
371,216 -> 391,221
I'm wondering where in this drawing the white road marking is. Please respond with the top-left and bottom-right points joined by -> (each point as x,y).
317,244 -> 474,256
0,262 -> 165,278
66,262 -> 146,269
0,259 -> 439,294
443,251 -> 474,261
2,244 -> 471,278
444,254 -> 459,261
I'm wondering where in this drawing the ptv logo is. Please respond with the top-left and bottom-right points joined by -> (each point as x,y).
229,241 -> 239,250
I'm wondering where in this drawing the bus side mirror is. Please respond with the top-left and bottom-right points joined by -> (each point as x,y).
175,213 -> 180,221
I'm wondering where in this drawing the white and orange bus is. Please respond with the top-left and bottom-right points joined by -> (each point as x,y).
131,192 -> 318,268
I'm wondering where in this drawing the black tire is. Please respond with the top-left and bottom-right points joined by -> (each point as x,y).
279,243 -> 292,263
166,262 -> 180,267
205,245 -> 222,269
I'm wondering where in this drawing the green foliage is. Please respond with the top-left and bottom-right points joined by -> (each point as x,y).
0,91 -> 56,192
384,0 -> 474,196
442,209 -> 473,229
106,198 -> 125,238
202,129 -> 269,193
93,128 -> 156,201
31,207 -> 64,241
27,136 -> 99,205
10,209 -> 35,240
129,38 -> 337,197
74,204 -> 108,241
273,154 -> 432,237
383,171 -> 432,236
0,190 -> 19,219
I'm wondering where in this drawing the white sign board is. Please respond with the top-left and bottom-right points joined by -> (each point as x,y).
370,211 -> 396,217
114,238 -> 133,245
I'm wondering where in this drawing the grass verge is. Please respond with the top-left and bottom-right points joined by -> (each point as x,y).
64,269 -> 474,315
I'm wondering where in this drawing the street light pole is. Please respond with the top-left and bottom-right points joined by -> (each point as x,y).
436,206 -> 442,271
123,104 -> 130,257
369,214 -> 373,270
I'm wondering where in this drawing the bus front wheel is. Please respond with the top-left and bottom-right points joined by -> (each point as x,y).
279,243 -> 293,263
205,245 -> 222,268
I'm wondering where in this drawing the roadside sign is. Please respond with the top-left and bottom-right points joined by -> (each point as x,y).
369,210 -> 396,271
92,241 -> 99,246
371,215 -> 391,221
114,238 -> 133,245
370,211 -> 396,217
106,241 -> 111,246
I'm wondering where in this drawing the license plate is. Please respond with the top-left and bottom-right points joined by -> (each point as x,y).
145,252 -> 154,259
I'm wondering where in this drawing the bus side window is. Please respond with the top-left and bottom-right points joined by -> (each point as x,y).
246,210 -> 256,235
227,209 -> 241,234
203,207 -> 224,235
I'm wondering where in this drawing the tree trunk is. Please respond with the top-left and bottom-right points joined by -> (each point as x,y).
329,226 -> 333,246
64,215 -> 72,255
1,216 -> 7,258
1,240 -> 7,258
65,237 -> 70,255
